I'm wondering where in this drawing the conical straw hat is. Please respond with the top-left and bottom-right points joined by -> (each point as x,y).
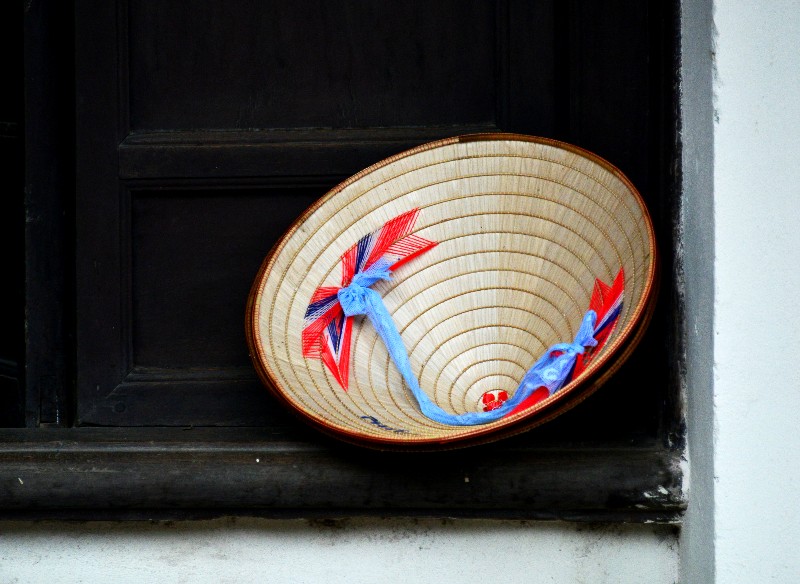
246,134 -> 657,449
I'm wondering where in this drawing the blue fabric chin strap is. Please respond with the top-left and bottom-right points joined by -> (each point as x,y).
338,259 -> 598,426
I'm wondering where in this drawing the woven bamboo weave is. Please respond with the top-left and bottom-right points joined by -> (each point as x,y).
246,134 -> 657,449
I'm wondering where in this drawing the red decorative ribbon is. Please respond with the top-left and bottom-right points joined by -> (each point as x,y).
302,209 -> 437,389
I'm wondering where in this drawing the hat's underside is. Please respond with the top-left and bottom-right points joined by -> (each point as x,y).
248,135 -> 656,448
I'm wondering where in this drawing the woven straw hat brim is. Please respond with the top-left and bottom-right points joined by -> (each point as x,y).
246,133 -> 657,450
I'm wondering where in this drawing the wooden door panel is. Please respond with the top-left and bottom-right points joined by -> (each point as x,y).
131,187 -> 321,370
128,0 -> 498,130
564,1 -> 653,201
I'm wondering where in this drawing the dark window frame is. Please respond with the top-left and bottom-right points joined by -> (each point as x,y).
2,0 -> 686,521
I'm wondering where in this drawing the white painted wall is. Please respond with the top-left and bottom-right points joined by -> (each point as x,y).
0,519 -> 678,584
712,1 -> 800,582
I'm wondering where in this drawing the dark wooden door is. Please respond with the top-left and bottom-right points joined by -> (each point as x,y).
0,0 -> 24,428
8,0 -> 683,519
71,0 -> 672,435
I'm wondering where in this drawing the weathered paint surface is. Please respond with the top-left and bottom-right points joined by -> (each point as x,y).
713,1 -> 800,582
678,0 -> 716,582
0,518 -> 678,584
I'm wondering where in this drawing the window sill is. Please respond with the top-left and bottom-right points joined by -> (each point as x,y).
0,427 -> 685,522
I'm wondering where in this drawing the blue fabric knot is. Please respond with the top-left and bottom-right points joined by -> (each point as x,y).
338,259 -> 393,317
338,283 -> 370,317
517,311 -> 598,398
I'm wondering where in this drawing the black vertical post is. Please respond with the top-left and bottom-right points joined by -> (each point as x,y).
0,1 -> 24,427
23,1 -> 75,427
